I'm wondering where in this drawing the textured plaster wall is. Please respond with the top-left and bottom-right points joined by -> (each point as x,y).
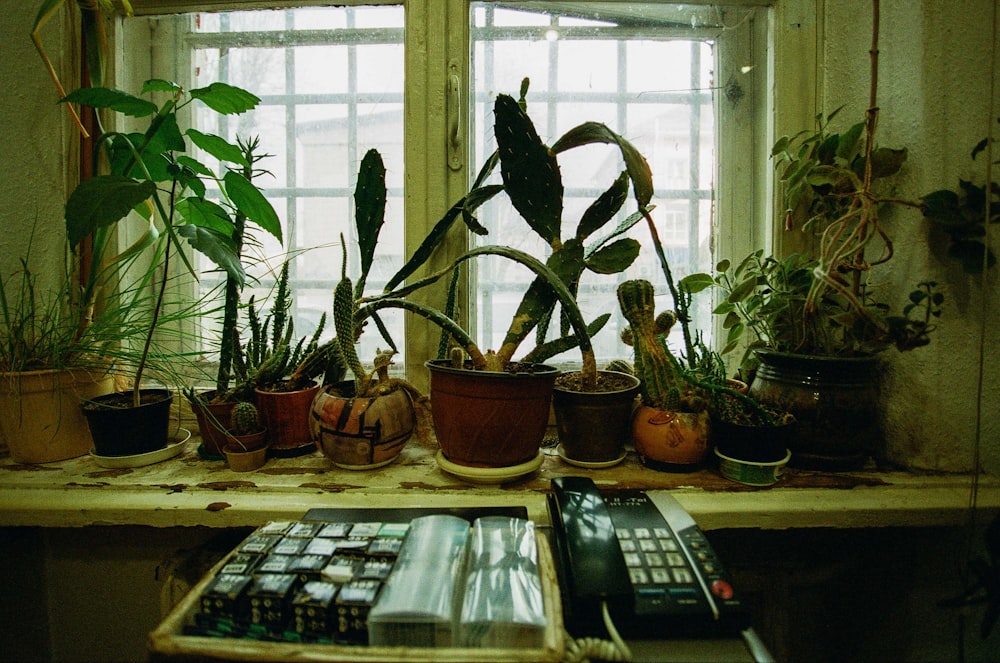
0,2 -> 76,295
0,1 -> 997,474
819,0 -> 999,473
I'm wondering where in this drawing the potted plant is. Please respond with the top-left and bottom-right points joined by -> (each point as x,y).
240,262 -> 340,457
62,79 -> 268,457
184,136 -> 282,457
688,5 -> 945,470
357,80 -> 652,472
617,279 -> 711,471
0,230 -> 119,463
222,401 -> 269,472
310,150 -> 425,470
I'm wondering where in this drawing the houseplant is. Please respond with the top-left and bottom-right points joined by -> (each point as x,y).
617,279 -> 711,471
358,80 -> 652,471
310,150 -> 423,470
0,231 -> 118,463
63,79 -> 271,456
184,136 -> 282,456
688,5 -> 946,470
222,401 -> 268,472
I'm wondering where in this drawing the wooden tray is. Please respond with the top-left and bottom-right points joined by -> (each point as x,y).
149,532 -> 565,662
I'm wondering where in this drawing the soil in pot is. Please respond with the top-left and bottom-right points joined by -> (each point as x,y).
553,370 -> 639,465
82,389 -> 173,457
426,359 -> 558,468
712,419 -> 796,464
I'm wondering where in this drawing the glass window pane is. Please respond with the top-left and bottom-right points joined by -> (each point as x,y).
471,3 -> 719,367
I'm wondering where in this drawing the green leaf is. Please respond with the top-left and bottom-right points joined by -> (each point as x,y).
494,94 -> 563,244
176,224 -> 246,287
577,171 -> 629,240
584,238 -> 640,274
551,121 -> 654,207
187,129 -> 248,166
727,275 -> 759,303
869,147 -> 907,179
60,87 -> 157,117
141,79 -> 182,95
836,122 -> 865,161
678,272 -> 715,294
921,190 -> 966,227
175,198 -> 234,236
190,83 -> 261,115
65,176 -> 156,247
224,171 -> 282,243
354,149 -> 387,282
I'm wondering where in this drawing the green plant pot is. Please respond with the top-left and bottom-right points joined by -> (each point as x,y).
426,359 -> 558,468
715,447 -> 791,487
81,389 -> 173,457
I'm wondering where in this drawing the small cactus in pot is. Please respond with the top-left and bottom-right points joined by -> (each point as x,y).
225,401 -> 268,458
231,401 -> 264,436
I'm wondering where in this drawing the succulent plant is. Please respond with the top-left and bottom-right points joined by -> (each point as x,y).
231,401 -> 262,436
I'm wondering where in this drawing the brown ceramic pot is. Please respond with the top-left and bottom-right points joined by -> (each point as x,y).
312,381 -> 415,469
254,381 -> 321,457
631,406 -> 711,471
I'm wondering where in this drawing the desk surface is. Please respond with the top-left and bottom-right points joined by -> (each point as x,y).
1,429 -> 997,531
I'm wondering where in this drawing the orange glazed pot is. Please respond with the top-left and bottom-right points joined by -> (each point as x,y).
631,405 -> 711,471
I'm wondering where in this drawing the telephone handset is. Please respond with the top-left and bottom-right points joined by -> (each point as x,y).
548,476 -> 749,640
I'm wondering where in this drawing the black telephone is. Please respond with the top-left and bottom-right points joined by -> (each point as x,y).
548,476 -> 749,640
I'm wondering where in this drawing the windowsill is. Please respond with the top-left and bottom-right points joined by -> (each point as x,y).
1,432 -> 997,531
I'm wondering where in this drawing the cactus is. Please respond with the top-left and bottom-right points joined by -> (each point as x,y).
231,401 -> 262,435
617,279 -> 686,410
603,359 -> 634,375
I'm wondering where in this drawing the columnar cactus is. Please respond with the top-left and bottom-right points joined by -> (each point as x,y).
231,401 -> 263,435
616,279 -> 685,410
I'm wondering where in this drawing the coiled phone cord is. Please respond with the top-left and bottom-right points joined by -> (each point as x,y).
562,601 -> 633,662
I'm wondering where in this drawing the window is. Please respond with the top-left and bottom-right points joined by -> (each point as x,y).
123,1 -> 768,384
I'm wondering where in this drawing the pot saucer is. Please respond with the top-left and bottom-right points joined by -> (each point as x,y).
90,428 -> 191,468
556,444 -> 626,469
435,450 -> 543,484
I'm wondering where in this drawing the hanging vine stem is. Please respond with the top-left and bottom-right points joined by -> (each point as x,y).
804,0 -> 889,321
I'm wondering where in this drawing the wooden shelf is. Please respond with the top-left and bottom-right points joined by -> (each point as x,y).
1,431 -> 997,531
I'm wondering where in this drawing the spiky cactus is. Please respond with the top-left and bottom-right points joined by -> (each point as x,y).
617,279 -> 687,410
231,401 -> 262,435
604,359 -> 634,375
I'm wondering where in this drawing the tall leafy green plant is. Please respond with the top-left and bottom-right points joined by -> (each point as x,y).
62,79 -> 281,406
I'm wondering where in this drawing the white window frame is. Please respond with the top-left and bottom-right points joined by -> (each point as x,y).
119,0 -> 813,390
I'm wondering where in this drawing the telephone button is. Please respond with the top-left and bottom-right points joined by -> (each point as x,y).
672,569 -> 694,584
629,568 -> 650,585
659,538 -> 678,552
618,539 -> 637,553
638,539 -> 658,552
634,528 -> 651,539
711,579 -> 734,600
653,528 -> 671,538
623,552 -> 642,567
650,568 -> 672,584
644,553 -> 665,567
665,552 -> 686,567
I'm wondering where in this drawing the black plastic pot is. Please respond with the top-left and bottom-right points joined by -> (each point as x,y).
552,371 -> 640,464
82,389 -> 173,457
712,418 -> 797,464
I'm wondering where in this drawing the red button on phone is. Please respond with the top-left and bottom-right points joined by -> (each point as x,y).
711,579 -> 734,599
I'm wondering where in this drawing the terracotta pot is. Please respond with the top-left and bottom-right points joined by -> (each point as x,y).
254,382 -> 321,457
749,350 -> 878,471
631,406 -> 711,471
426,359 -> 558,468
223,439 -> 269,472
82,389 -> 174,457
312,380 -> 415,469
0,367 -> 114,463
189,390 -> 238,457
552,371 -> 640,464
223,428 -> 268,453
